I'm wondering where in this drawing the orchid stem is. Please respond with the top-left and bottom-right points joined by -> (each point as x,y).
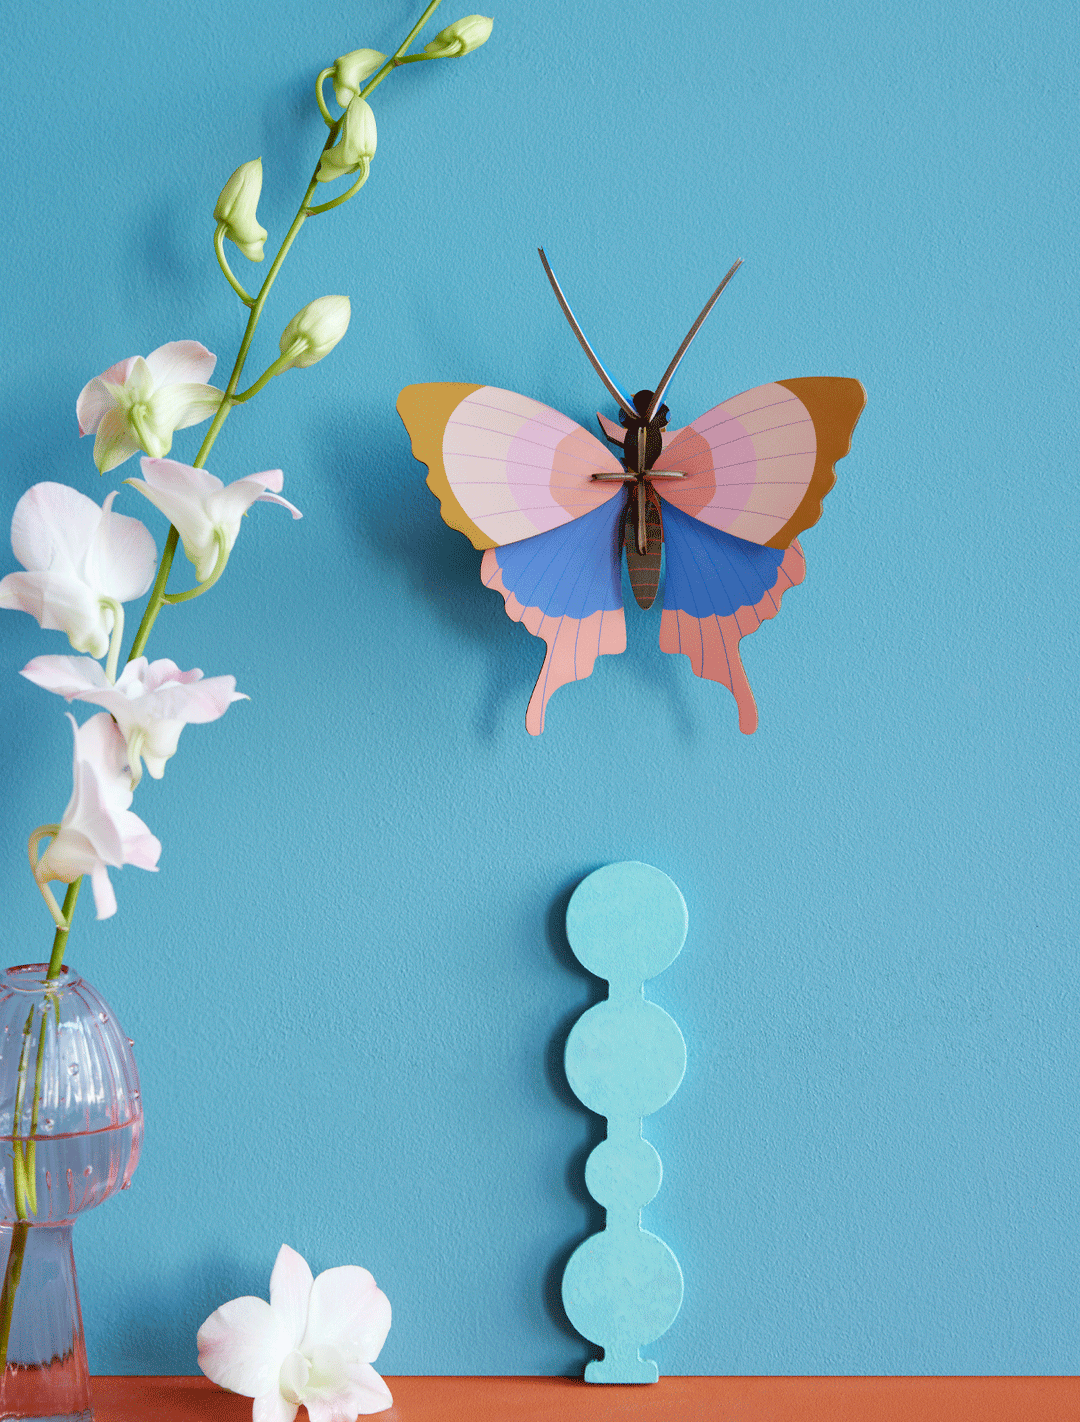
214,224 -> 256,306
162,530 -> 229,604
315,70 -> 335,126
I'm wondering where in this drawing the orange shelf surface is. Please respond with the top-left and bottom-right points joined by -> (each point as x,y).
89,1374 -> 1080,1421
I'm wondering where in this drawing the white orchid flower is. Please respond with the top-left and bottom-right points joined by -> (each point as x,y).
21,655 -> 247,789
77,341 -> 225,473
125,457 -> 301,585
0,482 -> 157,660
197,1243 -> 393,1421
33,713 -> 161,921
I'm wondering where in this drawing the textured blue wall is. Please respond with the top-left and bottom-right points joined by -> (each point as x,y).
1,0 -> 1077,1378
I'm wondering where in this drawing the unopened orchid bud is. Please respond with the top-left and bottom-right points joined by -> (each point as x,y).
330,48 -> 386,107
213,159 -> 268,261
278,296 -> 351,369
423,15 -> 493,57
316,97 -> 377,184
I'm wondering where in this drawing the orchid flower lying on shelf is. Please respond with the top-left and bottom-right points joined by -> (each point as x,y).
197,1244 -> 393,1421
0,0 -> 492,1396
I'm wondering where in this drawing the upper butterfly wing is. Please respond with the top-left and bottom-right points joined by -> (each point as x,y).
652,376 -> 866,548
398,383 -> 625,549
398,382 -> 629,734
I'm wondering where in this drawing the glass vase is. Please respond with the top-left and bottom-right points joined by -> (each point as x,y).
0,965 -> 142,1422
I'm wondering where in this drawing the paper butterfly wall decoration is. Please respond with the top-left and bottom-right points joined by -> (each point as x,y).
398,251 -> 865,735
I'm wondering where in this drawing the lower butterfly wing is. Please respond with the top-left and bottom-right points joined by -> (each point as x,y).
481,494 -> 627,734
658,500 -> 806,733
652,376 -> 865,547
397,383 -> 625,549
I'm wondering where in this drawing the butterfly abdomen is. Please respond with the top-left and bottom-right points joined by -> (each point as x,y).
622,484 -> 664,610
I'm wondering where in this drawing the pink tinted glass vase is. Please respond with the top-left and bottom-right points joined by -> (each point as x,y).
0,965 -> 142,1421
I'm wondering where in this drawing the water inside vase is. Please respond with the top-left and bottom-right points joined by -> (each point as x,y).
0,1120 -> 140,1223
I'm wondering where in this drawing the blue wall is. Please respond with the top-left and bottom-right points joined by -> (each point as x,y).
1,0 -> 1076,1377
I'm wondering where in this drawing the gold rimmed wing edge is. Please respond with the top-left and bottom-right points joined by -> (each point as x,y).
766,377 -> 867,550
397,382 -> 495,551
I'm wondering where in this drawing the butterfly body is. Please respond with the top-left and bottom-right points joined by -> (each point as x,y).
398,257 -> 865,735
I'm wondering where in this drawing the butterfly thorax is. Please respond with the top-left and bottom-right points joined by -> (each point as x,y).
618,389 -> 669,611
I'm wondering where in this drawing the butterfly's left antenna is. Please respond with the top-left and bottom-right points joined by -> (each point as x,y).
644,259 -> 744,423
538,248 -> 638,421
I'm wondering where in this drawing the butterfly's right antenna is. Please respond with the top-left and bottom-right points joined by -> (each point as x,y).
538,248 -> 638,421
644,259 -> 744,423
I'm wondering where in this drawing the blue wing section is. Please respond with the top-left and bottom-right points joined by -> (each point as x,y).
481,493 -> 627,733
658,499 -> 806,732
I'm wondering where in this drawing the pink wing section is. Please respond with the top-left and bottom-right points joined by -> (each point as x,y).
659,536 -> 807,734
442,387 -> 624,547
652,383 -> 816,545
483,552 -> 627,735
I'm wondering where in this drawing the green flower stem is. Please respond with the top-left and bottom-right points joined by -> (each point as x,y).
28,826 -> 66,930
359,0 -> 446,101
315,69 -> 335,126
0,1222 -> 28,1376
231,352 -> 297,404
162,530 -> 229,604
102,598 -> 125,684
214,224 -> 256,306
305,161 -> 371,217
46,881 -> 81,982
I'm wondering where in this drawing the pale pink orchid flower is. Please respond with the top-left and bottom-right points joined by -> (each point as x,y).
21,655 -> 247,789
35,713 -> 161,921
77,340 -> 224,473
197,1243 -> 393,1422
0,482 -> 157,660
125,457 -> 302,584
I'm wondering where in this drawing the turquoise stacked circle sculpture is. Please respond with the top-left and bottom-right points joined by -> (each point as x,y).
561,861 -> 687,1384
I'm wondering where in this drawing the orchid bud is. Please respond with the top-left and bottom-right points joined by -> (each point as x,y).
213,159 -> 268,261
423,15 -> 493,57
316,96 -> 377,183
278,296 -> 351,369
330,48 -> 386,107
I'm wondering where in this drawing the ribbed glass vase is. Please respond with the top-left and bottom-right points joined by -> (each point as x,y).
0,965 -> 142,1422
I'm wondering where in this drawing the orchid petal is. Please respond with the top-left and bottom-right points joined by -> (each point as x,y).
301,1267 -> 391,1365
88,862 -> 118,920
253,491 -> 303,519
269,1244 -> 314,1350
244,468 -> 284,493
113,815 -> 162,870
10,483 -> 100,573
144,340 -> 217,388
137,456 -> 225,500
93,407 -> 143,473
37,827 -> 99,886
84,490 -> 158,601
61,731 -> 125,868
77,359 -> 140,435
21,655 -> 110,699
305,1361 -> 393,1421
197,1295 -> 293,1398
254,1387 -> 300,1422
150,382 -> 225,435
0,572 -> 111,656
